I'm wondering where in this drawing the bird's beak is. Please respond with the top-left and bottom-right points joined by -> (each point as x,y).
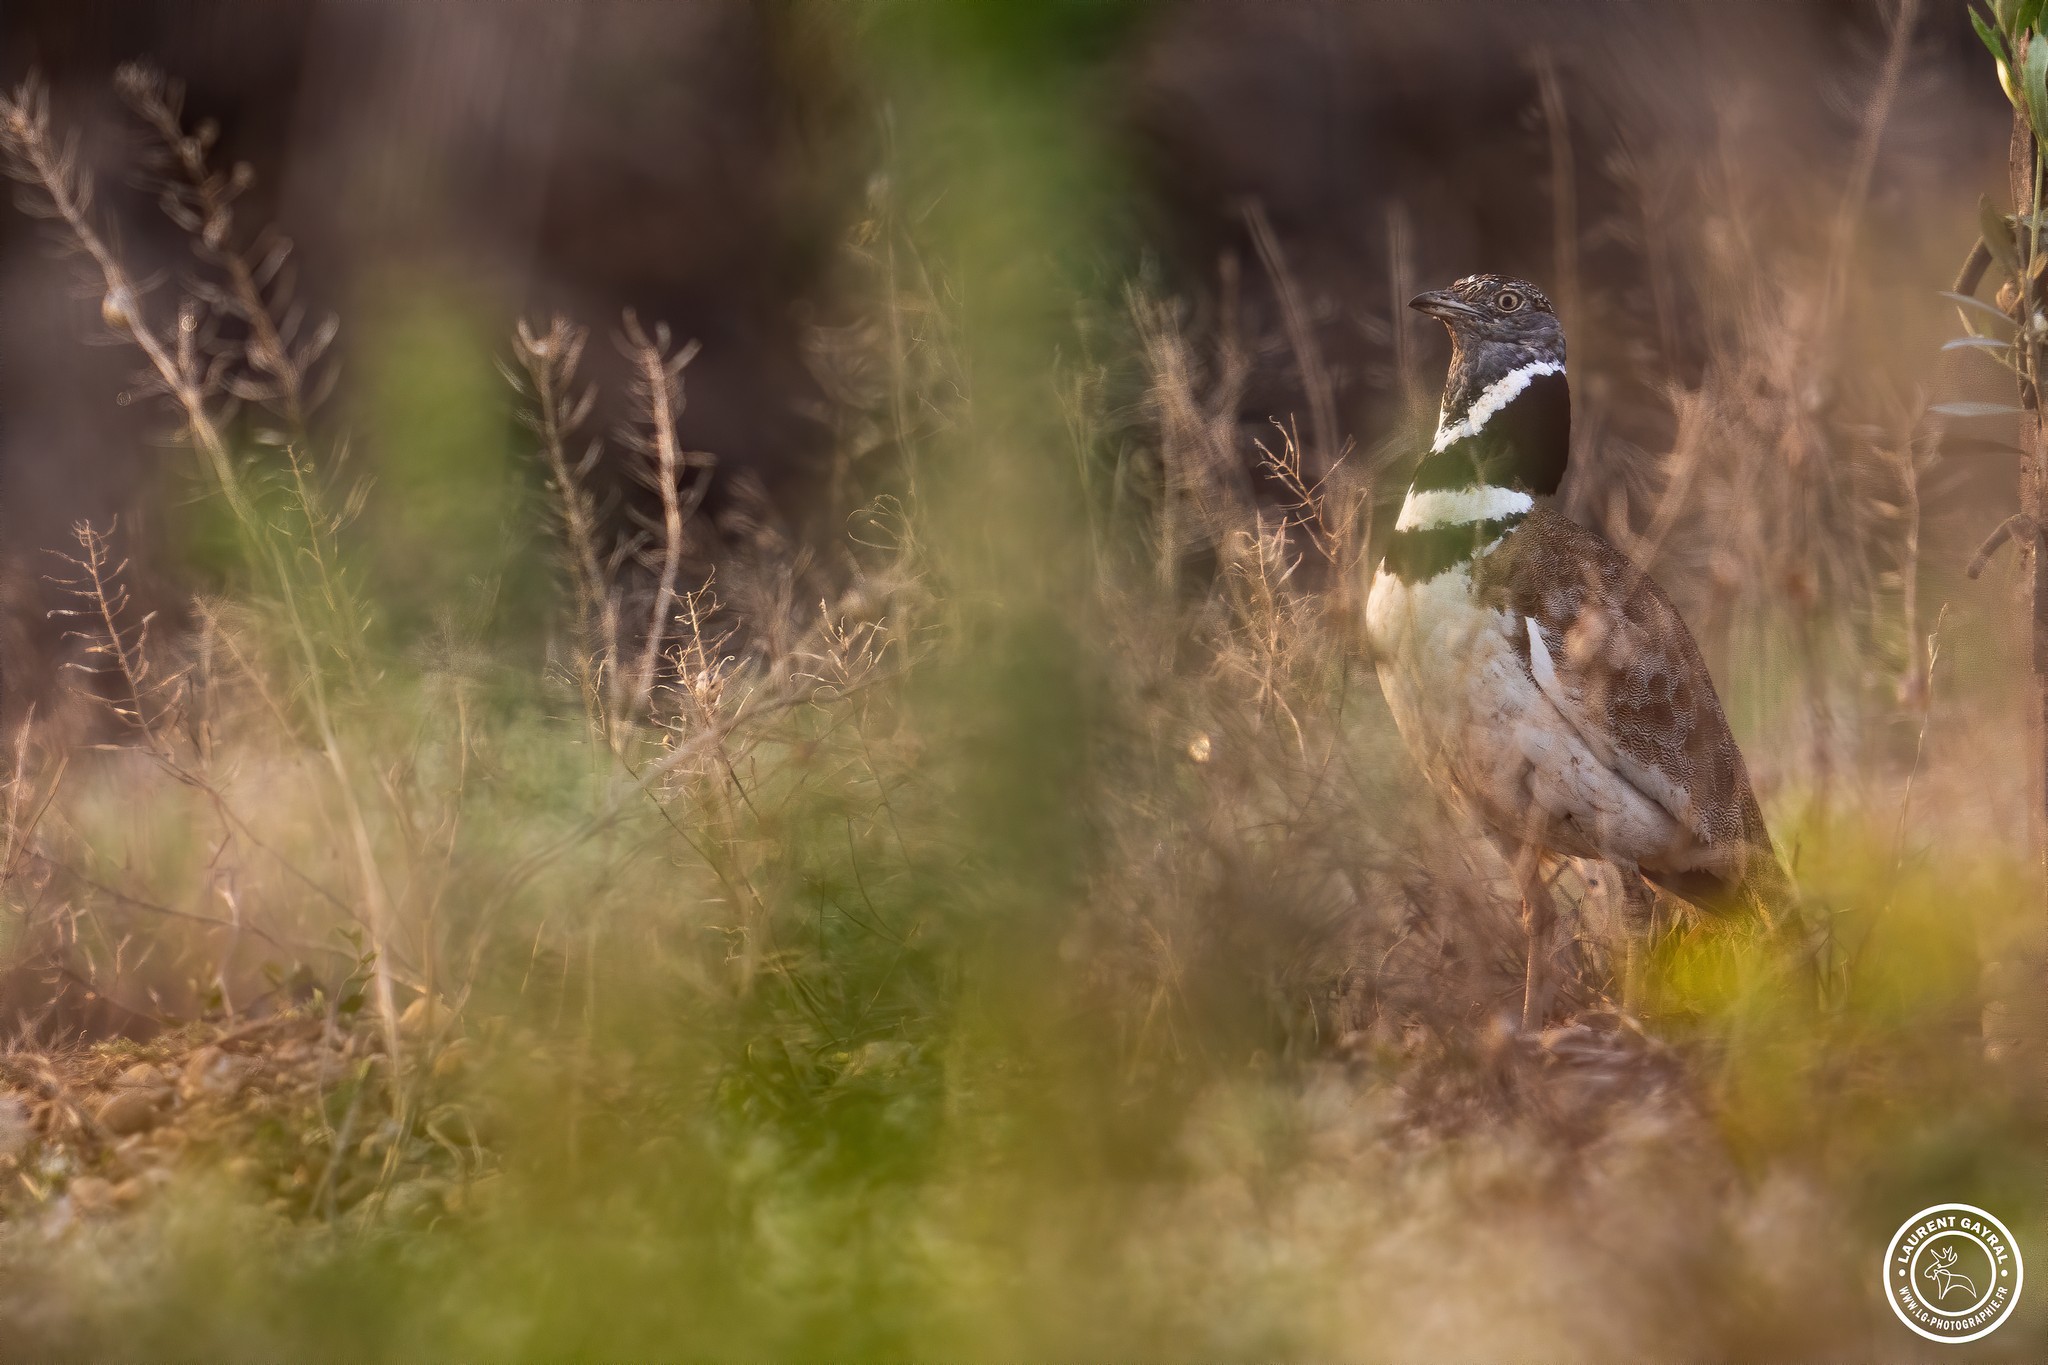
1408,289 -> 1483,323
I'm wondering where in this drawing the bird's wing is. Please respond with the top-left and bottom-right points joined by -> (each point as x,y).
1471,507 -> 1776,869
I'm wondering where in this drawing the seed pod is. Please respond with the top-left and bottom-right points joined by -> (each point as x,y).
100,287 -> 133,331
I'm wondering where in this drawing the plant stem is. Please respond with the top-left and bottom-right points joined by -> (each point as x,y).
2009,90 -> 2048,911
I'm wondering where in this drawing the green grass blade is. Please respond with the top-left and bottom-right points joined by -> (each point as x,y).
1981,195 -> 2022,279
2024,32 -> 2048,143
1931,400 -> 2026,416
1939,289 -> 2018,324
1976,5 -> 2011,63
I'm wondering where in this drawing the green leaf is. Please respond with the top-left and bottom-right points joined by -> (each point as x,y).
1981,195 -> 2022,278
1976,5 -> 2011,63
2020,0 -> 2046,36
1940,289 -> 2017,323
2023,31 -> 2048,143
1997,0 -> 2020,30
1931,400 -> 2025,417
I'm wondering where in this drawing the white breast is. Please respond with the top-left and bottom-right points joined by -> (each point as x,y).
1394,484 -> 1533,531
1365,561 -> 1687,866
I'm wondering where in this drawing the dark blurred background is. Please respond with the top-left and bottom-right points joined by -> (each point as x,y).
0,0 -> 2007,709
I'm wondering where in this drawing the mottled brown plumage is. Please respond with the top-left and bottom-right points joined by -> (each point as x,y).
1469,505 -> 1789,916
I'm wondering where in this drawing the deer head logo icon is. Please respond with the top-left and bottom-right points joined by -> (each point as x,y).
1885,1205 -> 2023,1343
1923,1245 -> 1979,1302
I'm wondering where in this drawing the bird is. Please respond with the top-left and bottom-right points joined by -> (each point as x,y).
1364,273 -> 1792,1029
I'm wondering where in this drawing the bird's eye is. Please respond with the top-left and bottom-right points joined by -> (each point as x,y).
1495,291 -> 1524,313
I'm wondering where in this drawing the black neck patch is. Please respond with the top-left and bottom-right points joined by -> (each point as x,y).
1380,514 -> 1527,583
1410,369 -> 1571,497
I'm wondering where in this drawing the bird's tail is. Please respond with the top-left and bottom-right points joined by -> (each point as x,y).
1644,783 -> 1800,924
1638,847 -> 1787,921
1643,839 -> 1826,980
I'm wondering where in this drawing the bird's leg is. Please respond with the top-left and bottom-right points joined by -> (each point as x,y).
1510,844 -> 1561,1031
1621,924 -> 1638,1017
1616,868 -> 1657,1016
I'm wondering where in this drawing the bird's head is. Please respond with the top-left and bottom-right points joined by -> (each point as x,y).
1404,274 -> 1571,488
1410,273 -> 1564,373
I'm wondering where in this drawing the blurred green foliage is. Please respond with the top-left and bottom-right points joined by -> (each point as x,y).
1,4 -> 2042,1361
359,283 -> 542,647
